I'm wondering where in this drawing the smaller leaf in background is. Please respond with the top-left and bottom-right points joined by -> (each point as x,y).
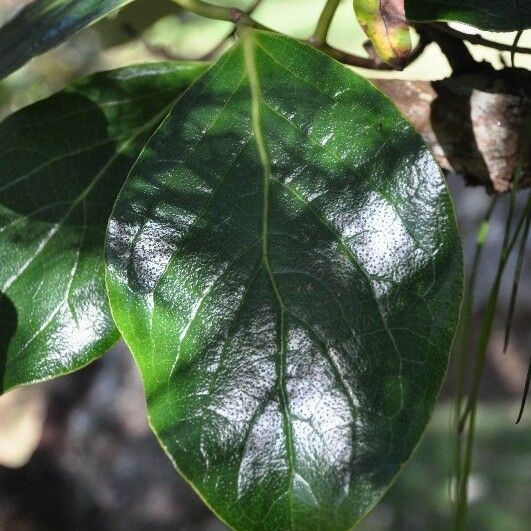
0,0 -> 136,80
404,0 -> 531,32
354,0 -> 412,67
0,61 -> 208,394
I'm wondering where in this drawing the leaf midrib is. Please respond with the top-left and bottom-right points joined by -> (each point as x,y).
252,36 -> 408,381
240,32 -> 403,519
242,31 -> 297,521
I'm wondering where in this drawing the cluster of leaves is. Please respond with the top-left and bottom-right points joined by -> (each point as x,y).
0,1 -> 528,530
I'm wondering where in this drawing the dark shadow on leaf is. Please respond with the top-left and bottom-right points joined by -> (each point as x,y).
0,65 -> 194,381
0,293 -> 17,393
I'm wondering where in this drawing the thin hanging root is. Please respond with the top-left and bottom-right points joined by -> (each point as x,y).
459,190 -> 531,431
504,200 -> 531,352
452,197 -> 496,499
454,176 -> 529,530
516,354 -> 531,424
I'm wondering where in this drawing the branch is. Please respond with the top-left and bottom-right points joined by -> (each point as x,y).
171,0 -> 423,71
171,0 -> 266,27
416,24 -> 479,74
319,43 -> 393,70
171,0 -> 236,22
432,22 -> 531,55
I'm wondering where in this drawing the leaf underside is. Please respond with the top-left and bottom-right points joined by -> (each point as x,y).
106,31 -> 463,531
405,0 -> 531,31
0,0 -> 136,79
0,61 -> 208,393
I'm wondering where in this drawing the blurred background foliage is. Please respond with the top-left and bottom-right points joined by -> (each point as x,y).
0,1 -> 529,530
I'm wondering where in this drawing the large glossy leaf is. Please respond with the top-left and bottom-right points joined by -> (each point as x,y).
106,31 -> 462,530
0,0 -> 136,79
405,0 -> 531,31
0,61 -> 208,393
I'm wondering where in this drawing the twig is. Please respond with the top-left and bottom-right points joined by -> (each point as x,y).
196,0 -> 264,61
416,24 -> 479,74
511,0 -> 524,66
171,0 -> 237,22
172,0 -> 425,71
319,43 -> 392,70
317,33 -> 427,71
432,22 -> 531,55
312,0 -> 341,46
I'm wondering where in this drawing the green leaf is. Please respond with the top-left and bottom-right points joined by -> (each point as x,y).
0,0 -> 136,79
405,0 -> 531,31
0,61 -> 208,393
354,0 -> 412,67
106,31 -> 463,530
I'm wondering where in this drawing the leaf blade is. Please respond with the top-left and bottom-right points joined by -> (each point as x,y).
106,31 -> 463,530
354,0 -> 412,66
0,61 -> 209,393
0,0 -> 136,79
405,0 -> 530,31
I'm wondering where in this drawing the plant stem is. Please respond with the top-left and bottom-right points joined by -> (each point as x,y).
171,0 -> 266,27
416,24 -> 479,74
312,0 -> 341,46
172,0 -> 414,70
432,22 -> 531,54
172,0 -> 235,21
511,0 -> 524,65
455,397 -> 477,530
511,30 -> 523,67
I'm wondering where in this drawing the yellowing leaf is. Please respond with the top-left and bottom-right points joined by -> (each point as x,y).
354,0 -> 412,67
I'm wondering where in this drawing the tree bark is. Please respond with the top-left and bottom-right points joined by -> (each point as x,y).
372,71 -> 531,193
